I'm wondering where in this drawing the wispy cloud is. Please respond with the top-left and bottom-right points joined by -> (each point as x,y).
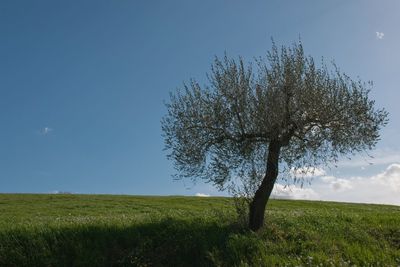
39,127 -> 53,135
336,149 -> 400,168
376,31 -> 384,39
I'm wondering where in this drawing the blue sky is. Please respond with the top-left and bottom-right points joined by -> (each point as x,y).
1,1 -> 399,204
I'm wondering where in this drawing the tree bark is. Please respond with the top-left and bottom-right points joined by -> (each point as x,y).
249,140 -> 281,231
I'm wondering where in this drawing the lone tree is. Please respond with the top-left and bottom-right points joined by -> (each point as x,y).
162,41 -> 388,231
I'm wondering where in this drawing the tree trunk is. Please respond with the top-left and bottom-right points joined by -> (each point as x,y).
249,140 -> 281,231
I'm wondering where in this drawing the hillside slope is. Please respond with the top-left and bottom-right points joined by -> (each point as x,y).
0,194 -> 399,266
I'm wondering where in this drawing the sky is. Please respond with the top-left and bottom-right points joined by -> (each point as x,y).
0,1 -> 399,205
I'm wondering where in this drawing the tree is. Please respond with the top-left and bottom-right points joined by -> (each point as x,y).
162,41 -> 388,231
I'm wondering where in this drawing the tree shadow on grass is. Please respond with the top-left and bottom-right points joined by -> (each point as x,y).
0,218 -> 242,267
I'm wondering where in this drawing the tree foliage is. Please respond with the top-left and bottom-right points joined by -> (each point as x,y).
162,41 -> 388,230
163,41 -> 387,186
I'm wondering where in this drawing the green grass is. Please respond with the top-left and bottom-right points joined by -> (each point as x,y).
0,194 -> 399,266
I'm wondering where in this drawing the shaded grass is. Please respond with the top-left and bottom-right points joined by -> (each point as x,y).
1,218 -> 234,266
0,194 -> 399,266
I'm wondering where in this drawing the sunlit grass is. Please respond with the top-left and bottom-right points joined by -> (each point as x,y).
0,194 -> 399,266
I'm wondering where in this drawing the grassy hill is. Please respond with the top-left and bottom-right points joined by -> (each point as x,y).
0,194 -> 399,266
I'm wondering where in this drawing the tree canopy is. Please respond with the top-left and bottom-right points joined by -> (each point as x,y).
162,41 -> 388,230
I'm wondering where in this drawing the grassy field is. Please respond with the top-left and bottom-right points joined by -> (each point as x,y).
0,194 -> 399,266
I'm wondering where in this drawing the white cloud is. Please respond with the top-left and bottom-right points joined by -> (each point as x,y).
50,190 -> 72,194
40,127 -> 53,135
320,175 -> 335,183
195,193 -> 210,197
372,164 -> 400,192
272,184 -> 319,200
376,31 -> 384,39
290,167 -> 326,178
314,163 -> 400,205
331,178 -> 353,191
269,164 -> 400,206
